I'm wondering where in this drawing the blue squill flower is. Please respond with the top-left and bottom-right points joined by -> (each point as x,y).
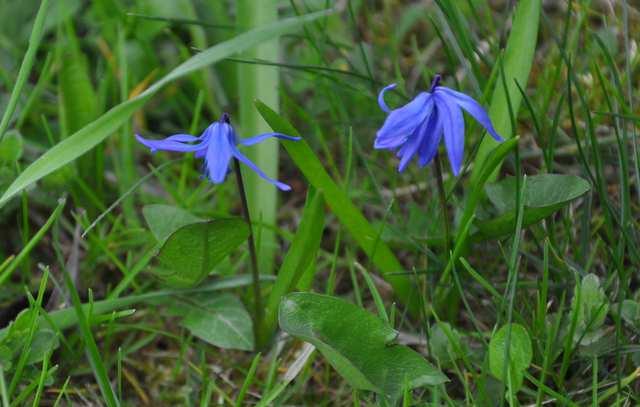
136,113 -> 300,191
375,75 -> 503,175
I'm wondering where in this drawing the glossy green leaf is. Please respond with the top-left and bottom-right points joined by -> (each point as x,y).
474,174 -> 591,240
259,188 -> 325,346
155,218 -> 249,287
0,9 -> 331,207
279,293 -> 447,400
142,204 -> 203,244
169,293 -> 253,351
489,323 -> 532,391
255,101 -> 419,313
470,0 -> 541,183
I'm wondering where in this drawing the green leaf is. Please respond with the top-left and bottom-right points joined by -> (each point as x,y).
0,9 -> 331,207
155,218 -> 250,287
489,323 -> 532,391
169,293 -> 253,351
0,130 -> 23,163
279,293 -> 447,401
430,322 -> 466,368
0,310 -> 59,369
142,204 -> 203,244
470,0 -> 541,183
620,300 -> 640,330
571,274 -> 608,345
474,174 -> 591,239
255,100 -> 419,314
259,188 -> 325,346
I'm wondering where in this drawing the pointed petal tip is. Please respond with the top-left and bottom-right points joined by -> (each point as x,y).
451,163 -> 461,176
135,134 -> 154,153
378,83 -> 398,113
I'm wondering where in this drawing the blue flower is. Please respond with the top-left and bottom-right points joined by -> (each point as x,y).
375,75 -> 503,175
136,113 -> 300,191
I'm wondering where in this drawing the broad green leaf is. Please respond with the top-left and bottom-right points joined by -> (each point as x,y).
620,300 -> 640,330
470,0 -> 541,183
489,323 -> 532,391
430,322 -> 466,368
0,131 -> 23,163
142,204 -> 203,244
0,9 -> 331,207
0,310 -> 59,369
255,101 -> 419,313
169,293 -> 253,351
259,188 -> 325,346
474,174 -> 591,240
485,174 -> 591,213
279,293 -> 447,401
571,274 -> 608,345
155,218 -> 250,287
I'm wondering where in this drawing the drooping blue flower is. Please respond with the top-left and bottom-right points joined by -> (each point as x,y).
375,75 -> 503,175
136,113 -> 300,191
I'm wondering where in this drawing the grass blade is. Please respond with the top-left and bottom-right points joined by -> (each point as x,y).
0,0 -> 50,141
469,0 -> 541,184
237,0 -> 282,275
0,197 -> 65,286
62,267 -> 119,406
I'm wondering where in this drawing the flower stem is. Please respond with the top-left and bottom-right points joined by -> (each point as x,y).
233,158 -> 263,345
433,153 -> 451,258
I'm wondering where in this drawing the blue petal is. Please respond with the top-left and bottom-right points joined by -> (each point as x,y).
418,106 -> 444,167
164,134 -> 201,142
231,146 -> 292,191
239,133 -> 301,146
436,87 -> 503,141
375,92 -> 432,150
437,95 -> 465,176
135,133 -> 208,153
378,83 -> 397,113
203,123 -> 233,184
396,100 -> 436,172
